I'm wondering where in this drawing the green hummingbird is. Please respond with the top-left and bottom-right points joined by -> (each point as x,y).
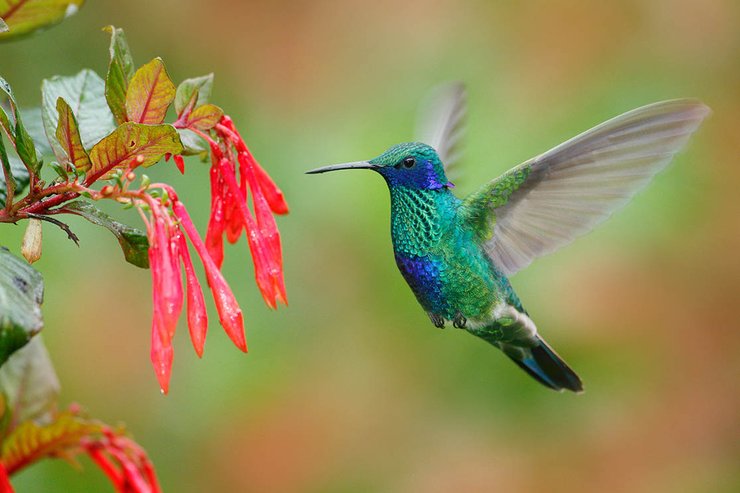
307,85 -> 709,392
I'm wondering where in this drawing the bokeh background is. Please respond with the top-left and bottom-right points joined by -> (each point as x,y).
1,0 -> 739,491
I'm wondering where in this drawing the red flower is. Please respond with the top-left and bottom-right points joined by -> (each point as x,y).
142,189 -> 246,393
140,113 -> 287,392
83,427 -> 161,493
200,115 -> 289,308
0,463 -> 14,493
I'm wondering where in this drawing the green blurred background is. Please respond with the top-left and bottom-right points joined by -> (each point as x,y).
2,0 -> 739,491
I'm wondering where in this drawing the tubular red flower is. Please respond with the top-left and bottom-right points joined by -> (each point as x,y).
238,152 -> 287,305
147,209 -> 183,346
206,166 -> 226,268
173,154 -> 185,174
178,233 -> 208,357
218,157 -> 279,308
173,201 -> 247,352
150,313 -> 173,394
253,159 -> 289,215
83,428 -> 161,493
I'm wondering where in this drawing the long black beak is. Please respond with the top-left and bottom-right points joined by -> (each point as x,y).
305,161 -> 378,174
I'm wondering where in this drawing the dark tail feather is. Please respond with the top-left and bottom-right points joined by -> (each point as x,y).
502,336 -> 583,393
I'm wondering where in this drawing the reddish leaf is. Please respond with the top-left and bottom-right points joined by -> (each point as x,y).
87,123 -> 182,183
0,0 -> 84,41
125,58 -> 175,124
184,104 -> 223,131
55,97 -> 91,170
1,411 -> 103,474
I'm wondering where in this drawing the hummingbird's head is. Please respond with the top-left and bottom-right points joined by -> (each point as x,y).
306,142 -> 452,190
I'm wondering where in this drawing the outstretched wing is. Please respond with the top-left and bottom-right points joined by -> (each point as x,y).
415,82 -> 466,178
462,99 -> 710,276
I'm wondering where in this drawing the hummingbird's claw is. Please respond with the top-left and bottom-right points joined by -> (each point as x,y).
453,313 -> 467,329
428,312 -> 445,329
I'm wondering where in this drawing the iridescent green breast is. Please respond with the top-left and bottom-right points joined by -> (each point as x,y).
388,187 -> 506,321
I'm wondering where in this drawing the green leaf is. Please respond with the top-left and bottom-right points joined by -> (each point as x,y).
55,97 -> 91,170
0,0 -> 84,42
21,107 -> 53,157
177,128 -> 207,158
174,73 -> 213,115
0,337 -> 59,432
41,69 -> 115,163
64,201 -> 150,268
87,122 -> 182,181
13,106 -> 39,173
103,25 -> 134,125
0,143 -> 30,208
125,58 -> 175,124
0,247 -> 43,366
185,103 -> 223,131
0,132 -> 14,203
0,75 -> 39,173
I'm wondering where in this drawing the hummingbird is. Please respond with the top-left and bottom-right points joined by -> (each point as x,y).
307,85 -> 709,392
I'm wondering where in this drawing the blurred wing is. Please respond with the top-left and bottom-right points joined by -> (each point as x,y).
416,82 -> 466,177
463,99 -> 710,276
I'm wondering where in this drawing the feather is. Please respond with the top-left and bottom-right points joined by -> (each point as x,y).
463,99 -> 710,276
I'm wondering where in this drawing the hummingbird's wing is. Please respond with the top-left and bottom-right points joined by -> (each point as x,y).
461,99 -> 710,276
415,82 -> 466,180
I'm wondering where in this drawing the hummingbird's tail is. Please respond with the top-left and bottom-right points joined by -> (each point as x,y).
499,336 -> 583,393
468,311 -> 583,392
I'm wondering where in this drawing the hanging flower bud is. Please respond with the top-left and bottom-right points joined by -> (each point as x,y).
178,233 -> 208,357
21,219 -> 43,264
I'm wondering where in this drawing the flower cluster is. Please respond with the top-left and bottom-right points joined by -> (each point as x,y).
194,116 -> 289,309
141,185 -> 246,393
81,426 -> 160,493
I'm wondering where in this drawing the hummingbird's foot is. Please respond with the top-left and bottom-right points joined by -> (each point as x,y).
428,312 -> 446,328
453,313 -> 467,329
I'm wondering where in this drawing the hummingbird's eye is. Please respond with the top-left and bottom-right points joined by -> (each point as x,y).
402,157 -> 416,168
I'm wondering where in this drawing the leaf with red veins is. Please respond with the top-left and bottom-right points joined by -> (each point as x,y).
87,123 -> 182,183
178,234 -> 208,358
125,58 -> 175,125
184,104 -> 224,131
0,0 -> 84,41
55,97 -> 91,171
0,410 -> 104,475
173,201 -> 247,352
